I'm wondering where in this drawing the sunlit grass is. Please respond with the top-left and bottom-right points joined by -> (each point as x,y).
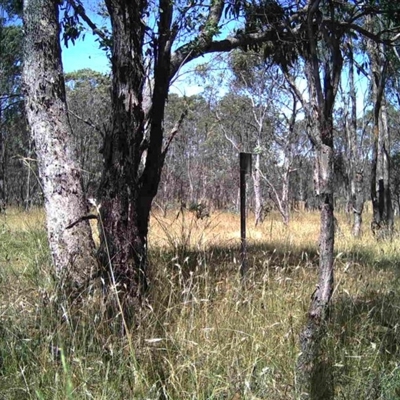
0,207 -> 400,399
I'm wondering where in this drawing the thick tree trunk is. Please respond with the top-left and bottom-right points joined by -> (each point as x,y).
23,0 -> 97,292
98,0 -> 147,303
98,0 -> 171,309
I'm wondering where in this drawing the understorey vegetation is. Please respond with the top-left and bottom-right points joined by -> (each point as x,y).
1,208 -> 400,399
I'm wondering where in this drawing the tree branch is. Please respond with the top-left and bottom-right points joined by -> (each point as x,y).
67,0 -> 109,43
68,109 -> 105,138
162,109 -> 188,158
170,29 -> 281,80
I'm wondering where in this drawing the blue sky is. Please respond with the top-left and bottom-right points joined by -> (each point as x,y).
61,31 -> 206,96
61,1 -> 110,75
60,1 -> 206,96
62,33 -> 110,74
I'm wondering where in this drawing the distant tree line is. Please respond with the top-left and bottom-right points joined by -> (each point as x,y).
4,63 -> 400,227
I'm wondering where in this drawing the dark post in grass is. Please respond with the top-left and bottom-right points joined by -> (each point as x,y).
240,152 -> 252,277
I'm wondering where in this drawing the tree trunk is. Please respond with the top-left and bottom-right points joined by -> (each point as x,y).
297,142 -> 335,400
347,43 -> 364,237
296,3 -> 342,396
253,153 -> 263,225
367,19 -> 393,235
0,105 -> 5,212
281,155 -> 290,225
352,170 -> 364,237
98,0 -> 147,304
98,0 -> 172,309
23,0 -> 97,293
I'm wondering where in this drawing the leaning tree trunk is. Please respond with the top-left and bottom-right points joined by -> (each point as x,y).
23,0 -> 97,293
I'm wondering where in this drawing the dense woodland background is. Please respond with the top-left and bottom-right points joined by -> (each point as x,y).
4,58 -> 400,220
3,23 -> 400,225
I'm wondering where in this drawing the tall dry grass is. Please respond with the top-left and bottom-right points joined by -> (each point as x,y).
0,207 -> 400,399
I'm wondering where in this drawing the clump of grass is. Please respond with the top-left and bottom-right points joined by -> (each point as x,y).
1,208 -> 400,398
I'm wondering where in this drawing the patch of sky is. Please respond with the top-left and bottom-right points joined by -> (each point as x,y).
61,0 -> 240,97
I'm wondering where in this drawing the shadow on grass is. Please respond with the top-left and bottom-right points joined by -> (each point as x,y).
149,236 -> 397,278
148,238 -> 400,399
329,289 -> 400,399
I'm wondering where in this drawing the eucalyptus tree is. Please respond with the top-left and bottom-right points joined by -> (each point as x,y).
365,15 -> 393,234
66,0 -> 296,304
159,92 -> 244,212
23,0 -> 304,308
159,93 -> 218,209
337,40 -> 369,236
23,0 -> 97,292
345,43 -> 365,236
226,51 -> 276,225
221,50 -> 305,225
287,9 -> 343,395
267,1 -> 400,398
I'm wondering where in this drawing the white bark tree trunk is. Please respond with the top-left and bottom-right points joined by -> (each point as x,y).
346,44 -> 364,237
23,0 -> 97,292
253,153 -> 263,225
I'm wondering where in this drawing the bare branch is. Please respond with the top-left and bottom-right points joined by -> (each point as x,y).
162,109 -> 188,157
258,167 -> 286,221
68,109 -> 105,138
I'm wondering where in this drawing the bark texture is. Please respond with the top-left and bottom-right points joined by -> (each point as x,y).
295,2 -> 342,397
297,142 -> 335,400
366,18 -> 393,236
68,0 -> 295,309
23,0 -> 97,292
98,0 -> 170,308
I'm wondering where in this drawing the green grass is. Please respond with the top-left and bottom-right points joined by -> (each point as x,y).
0,207 -> 400,399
